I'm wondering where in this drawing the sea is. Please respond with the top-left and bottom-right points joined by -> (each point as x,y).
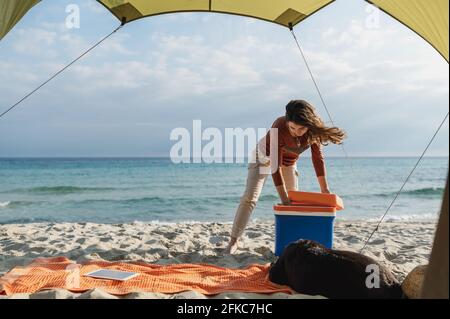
0,157 -> 447,224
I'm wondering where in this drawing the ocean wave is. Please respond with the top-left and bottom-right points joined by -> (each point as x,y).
76,196 -> 165,205
132,220 -> 235,226
3,186 -> 117,195
0,200 -> 37,209
73,194 -> 279,206
343,187 -> 445,199
401,187 -> 445,196
0,201 -> 10,208
376,187 -> 445,198
0,217 -> 56,225
365,212 -> 439,222
259,194 -> 279,201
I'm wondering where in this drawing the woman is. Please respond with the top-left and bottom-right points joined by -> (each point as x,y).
226,100 -> 346,254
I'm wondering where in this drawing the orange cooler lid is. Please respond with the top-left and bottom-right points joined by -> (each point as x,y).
273,204 -> 337,213
288,191 -> 344,210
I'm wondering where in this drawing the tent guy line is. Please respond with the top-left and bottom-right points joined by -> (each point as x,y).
289,22 -> 366,211
360,111 -> 450,253
0,23 -> 124,120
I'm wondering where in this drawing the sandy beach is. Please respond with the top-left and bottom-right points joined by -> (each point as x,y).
0,219 -> 437,299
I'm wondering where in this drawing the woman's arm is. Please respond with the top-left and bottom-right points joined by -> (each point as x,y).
276,184 -> 290,205
318,175 -> 331,194
266,119 -> 290,204
311,143 -> 330,193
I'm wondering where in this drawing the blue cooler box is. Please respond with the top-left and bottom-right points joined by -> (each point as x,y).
274,206 -> 336,256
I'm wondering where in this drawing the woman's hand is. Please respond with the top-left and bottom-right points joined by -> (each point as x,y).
279,199 -> 291,206
318,176 -> 330,194
276,185 -> 290,205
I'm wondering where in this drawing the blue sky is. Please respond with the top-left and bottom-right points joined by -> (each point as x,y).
0,0 -> 448,157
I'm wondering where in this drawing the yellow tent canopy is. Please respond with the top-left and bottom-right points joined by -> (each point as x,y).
1,0 -> 448,61
0,0 -> 40,41
367,0 -> 449,62
98,0 -> 334,27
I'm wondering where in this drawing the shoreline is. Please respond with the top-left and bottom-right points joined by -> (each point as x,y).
0,216 -> 439,226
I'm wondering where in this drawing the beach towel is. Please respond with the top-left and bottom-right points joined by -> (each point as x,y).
0,257 -> 295,296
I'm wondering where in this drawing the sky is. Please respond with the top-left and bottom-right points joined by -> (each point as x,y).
0,0 -> 448,158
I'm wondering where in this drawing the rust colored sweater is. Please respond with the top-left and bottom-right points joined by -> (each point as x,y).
261,116 -> 326,186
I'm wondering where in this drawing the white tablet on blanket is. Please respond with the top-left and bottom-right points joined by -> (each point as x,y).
84,269 -> 139,281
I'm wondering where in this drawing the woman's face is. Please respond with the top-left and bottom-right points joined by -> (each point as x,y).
287,121 -> 309,137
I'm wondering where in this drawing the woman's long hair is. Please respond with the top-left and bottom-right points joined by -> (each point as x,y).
285,100 -> 346,146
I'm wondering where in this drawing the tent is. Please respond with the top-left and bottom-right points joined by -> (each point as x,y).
0,0 -> 448,298
1,0 -> 448,62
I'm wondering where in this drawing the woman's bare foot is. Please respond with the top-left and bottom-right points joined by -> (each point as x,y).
225,237 -> 239,254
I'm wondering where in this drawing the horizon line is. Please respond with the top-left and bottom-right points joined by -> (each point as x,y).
0,156 -> 448,159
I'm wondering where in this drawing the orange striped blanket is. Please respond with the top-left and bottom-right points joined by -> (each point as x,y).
0,257 -> 295,296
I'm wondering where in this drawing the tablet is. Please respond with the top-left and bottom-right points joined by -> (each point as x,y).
84,269 -> 139,281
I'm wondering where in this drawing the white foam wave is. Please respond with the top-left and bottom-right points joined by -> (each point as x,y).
0,201 -> 10,208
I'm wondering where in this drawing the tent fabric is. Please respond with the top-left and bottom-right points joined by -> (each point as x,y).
366,0 -> 449,62
421,176 -> 449,299
0,257 -> 296,296
0,0 -> 448,62
97,0 -> 334,27
0,0 -> 40,40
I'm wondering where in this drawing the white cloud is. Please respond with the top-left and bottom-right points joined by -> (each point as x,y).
299,19 -> 449,98
68,61 -> 153,90
82,0 -> 107,14
0,62 -> 39,84
12,28 -> 58,57
95,33 -> 136,56
5,17 -> 448,104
